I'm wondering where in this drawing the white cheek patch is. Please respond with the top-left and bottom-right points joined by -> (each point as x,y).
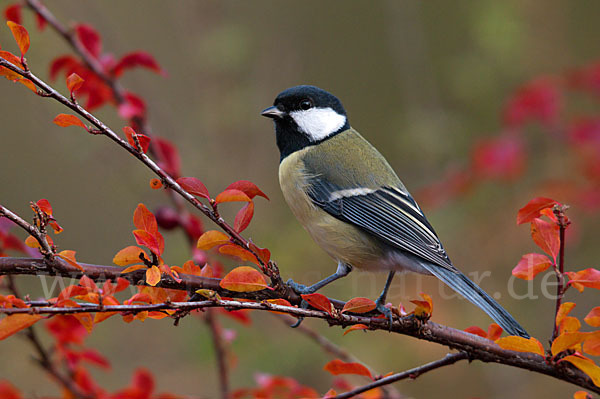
290,107 -> 347,141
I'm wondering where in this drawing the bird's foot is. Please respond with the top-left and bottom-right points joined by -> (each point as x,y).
286,278 -> 316,295
375,297 -> 394,332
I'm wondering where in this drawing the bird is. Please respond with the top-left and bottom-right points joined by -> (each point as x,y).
261,85 -> 529,338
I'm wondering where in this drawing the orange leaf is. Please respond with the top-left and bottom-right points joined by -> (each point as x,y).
567,268 -> 600,292
495,336 -> 545,356
17,77 -> 36,92
146,265 -> 161,286
531,218 -> 560,261
574,391 -> 592,399
248,242 -> 271,264
177,177 -> 210,199
560,353 -> 600,387
517,197 -> 559,225
197,230 -> 230,250
133,203 -> 158,235
512,253 -> 552,280
72,312 -> 93,332
264,298 -> 292,314
215,189 -> 251,204
301,293 -> 334,316
57,250 -> 83,271
410,293 -> 433,317
343,324 -> 369,335
133,229 -> 163,256
149,178 -> 162,189
225,180 -> 269,200
557,302 -> 577,328
583,332 -> 600,356
341,297 -> 376,314
323,359 -> 373,379
0,314 -> 43,340
57,285 -> 88,301
559,317 -> 581,334
218,244 -> 259,265
120,264 -> 147,274
113,246 -> 148,266
552,332 -> 588,356
66,72 -> 84,93
24,235 -> 39,248
7,21 -> 29,55
323,389 -> 337,398
585,307 -> 600,327
219,266 -> 269,292
53,114 -> 87,130
234,201 -> 254,233
0,50 -> 24,68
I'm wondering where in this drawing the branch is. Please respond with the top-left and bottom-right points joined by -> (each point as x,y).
552,205 -> 570,341
0,259 -> 598,394
332,352 -> 469,399
0,55 -> 283,287
0,205 -> 54,259
206,310 -> 230,399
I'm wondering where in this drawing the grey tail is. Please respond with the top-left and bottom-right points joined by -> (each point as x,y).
420,264 -> 530,338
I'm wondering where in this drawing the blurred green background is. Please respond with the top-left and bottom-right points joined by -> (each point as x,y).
1,1 -> 599,397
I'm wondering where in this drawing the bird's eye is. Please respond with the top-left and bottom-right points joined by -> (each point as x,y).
299,99 -> 313,110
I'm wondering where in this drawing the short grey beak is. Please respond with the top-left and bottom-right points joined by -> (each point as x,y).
261,106 -> 285,119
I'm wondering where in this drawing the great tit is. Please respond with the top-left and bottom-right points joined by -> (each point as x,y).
261,85 -> 529,338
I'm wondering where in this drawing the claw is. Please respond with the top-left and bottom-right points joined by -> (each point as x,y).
290,299 -> 309,328
375,298 -> 394,331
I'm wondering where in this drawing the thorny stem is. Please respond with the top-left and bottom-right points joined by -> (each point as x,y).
332,352 -> 469,399
552,205 -> 570,341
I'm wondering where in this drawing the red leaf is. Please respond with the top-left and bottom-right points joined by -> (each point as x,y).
57,285 -> 88,301
567,268 -> 600,292
503,77 -> 561,128
225,180 -> 269,200
218,244 -> 259,265
123,126 -> 150,153
234,201 -> 254,232
153,137 -> 181,177
301,293 -> 333,316
49,55 -> 79,80
0,380 -> 22,399
118,91 -> 146,119
75,24 -> 101,58
66,72 -> 84,94
133,230 -> 163,256
517,197 -> 560,225
80,349 -> 111,369
0,50 -> 23,69
472,133 -> 524,180
133,203 -> 158,235
215,189 -> 251,204
464,326 -> 487,338
4,4 -> 21,24
53,114 -> 87,130
112,51 -> 165,77
323,359 -> 373,379
177,177 -> 210,199
248,242 -> 271,265
343,324 -> 369,335
512,253 -> 553,280
219,266 -> 269,292
36,199 -> 53,216
7,21 -> 29,55
35,11 -> 47,31
341,297 -> 376,314
0,314 -> 43,340
531,218 -> 560,261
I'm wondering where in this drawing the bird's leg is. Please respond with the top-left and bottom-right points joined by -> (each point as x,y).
375,271 -> 396,330
287,262 -> 352,328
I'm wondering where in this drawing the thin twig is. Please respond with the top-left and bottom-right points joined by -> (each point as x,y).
206,309 -> 230,399
0,204 -> 54,258
552,205 -> 570,341
332,352 -> 469,399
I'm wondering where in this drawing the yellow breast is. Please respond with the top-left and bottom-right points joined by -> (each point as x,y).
278,148 -> 385,270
